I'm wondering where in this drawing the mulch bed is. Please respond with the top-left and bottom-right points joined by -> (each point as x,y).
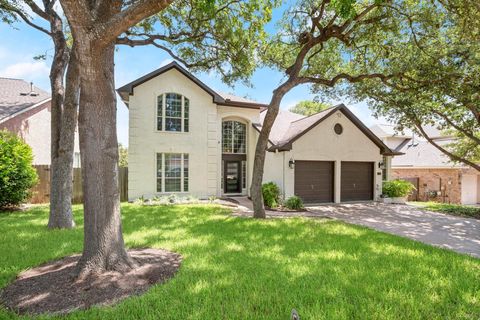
0,248 -> 182,316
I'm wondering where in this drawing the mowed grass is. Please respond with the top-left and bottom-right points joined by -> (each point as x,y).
0,204 -> 479,319
410,201 -> 480,219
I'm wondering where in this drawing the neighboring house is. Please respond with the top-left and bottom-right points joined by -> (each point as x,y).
118,62 -> 397,204
0,78 -> 80,166
370,124 -> 480,205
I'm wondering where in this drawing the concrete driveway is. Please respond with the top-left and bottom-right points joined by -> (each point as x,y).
308,203 -> 480,259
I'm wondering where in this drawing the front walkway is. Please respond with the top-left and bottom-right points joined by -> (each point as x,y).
232,197 -> 480,258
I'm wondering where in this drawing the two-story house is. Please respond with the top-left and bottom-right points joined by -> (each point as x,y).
118,62 -> 397,204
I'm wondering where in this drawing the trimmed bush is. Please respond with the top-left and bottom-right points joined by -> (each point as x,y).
382,179 -> 415,198
0,130 -> 38,208
262,182 -> 280,208
284,196 -> 304,210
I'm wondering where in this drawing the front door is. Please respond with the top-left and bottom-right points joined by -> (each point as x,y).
224,161 -> 242,193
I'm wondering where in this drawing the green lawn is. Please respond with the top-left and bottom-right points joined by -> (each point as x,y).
410,201 -> 480,219
0,204 -> 479,319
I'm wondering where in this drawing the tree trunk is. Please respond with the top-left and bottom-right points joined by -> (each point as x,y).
75,40 -> 135,277
47,24 -> 75,229
250,82 -> 294,218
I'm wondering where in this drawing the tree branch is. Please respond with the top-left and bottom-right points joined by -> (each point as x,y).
431,109 -> 480,144
299,72 -> 394,87
24,0 -> 49,20
413,118 -> 480,171
0,2 -> 51,35
97,0 -> 174,43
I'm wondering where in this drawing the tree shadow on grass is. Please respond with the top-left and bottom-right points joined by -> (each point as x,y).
117,204 -> 480,320
0,204 -> 479,319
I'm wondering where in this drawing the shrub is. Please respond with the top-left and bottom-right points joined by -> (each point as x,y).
262,182 -> 280,208
0,130 -> 38,209
382,179 -> 415,198
284,196 -> 304,210
422,202 -> 480,219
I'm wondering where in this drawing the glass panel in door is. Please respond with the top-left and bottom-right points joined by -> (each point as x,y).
225,161 -> 241,193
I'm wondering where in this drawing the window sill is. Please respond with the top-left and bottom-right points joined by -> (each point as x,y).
155,130 -> 190,134
155,191 -> 189,194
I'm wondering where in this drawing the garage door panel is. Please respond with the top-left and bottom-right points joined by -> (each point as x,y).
341,162 -> 373,202
295,161 -> 334,203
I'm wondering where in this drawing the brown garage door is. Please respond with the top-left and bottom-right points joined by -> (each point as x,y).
341,162 -> 374,202
295,161 -> 334,203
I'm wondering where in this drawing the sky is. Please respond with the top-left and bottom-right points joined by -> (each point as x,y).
0,11 -> 383,146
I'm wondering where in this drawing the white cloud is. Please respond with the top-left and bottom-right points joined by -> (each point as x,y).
0,61 -> 49,80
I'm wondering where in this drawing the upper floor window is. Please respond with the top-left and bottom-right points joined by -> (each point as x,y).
222,120 -> 246,154
157,93 -> 189,132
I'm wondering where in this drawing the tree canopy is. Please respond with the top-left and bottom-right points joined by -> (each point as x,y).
333,0 -> 480,170
290,100 -> 331,116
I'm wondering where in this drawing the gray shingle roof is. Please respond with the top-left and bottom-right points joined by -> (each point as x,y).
392,138 -> 464,168
217,91 -> 261,105
370,123 -> 442,139
0,78 -> 50,122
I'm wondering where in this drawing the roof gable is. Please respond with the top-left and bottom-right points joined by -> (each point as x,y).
117,61 -> 266,109
258,104 -> 397,155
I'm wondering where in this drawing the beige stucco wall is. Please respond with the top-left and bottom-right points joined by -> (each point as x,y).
127,68 -> 261,199
264,110 -> 384,202
128,68 -> 218,199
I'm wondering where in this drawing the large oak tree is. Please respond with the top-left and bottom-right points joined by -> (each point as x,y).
59,0 -> 272,277
250,0 -> 415,218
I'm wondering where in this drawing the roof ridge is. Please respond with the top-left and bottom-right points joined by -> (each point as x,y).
0,77 -> 25,81
290,104 -> 339,124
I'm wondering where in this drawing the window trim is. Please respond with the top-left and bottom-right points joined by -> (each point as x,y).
156,152 -> 189,193
156,92 -> 190,133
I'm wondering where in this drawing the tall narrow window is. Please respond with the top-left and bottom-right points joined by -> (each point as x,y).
156,153 -> 163,192
156,93 -> 190,132
157,95 -> 163,131
165,93 -> 182,131
156,153 -> 189,192
184,97 -> 189,132
241,161 -> 246,189
183,154 -> 189,192
222,120 -> 246,154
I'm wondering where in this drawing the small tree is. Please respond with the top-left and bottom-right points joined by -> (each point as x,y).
118,143 -> 128,167
290,100 -> 330,116
0,130 -> 38,209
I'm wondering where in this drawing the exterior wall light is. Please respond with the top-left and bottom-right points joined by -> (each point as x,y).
289,159 -> 295,169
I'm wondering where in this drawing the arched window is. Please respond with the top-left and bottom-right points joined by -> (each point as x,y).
157,93 -> 189,132
222,120 -> 246,154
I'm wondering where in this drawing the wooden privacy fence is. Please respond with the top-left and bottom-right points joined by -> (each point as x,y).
30,165 -> 128,204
